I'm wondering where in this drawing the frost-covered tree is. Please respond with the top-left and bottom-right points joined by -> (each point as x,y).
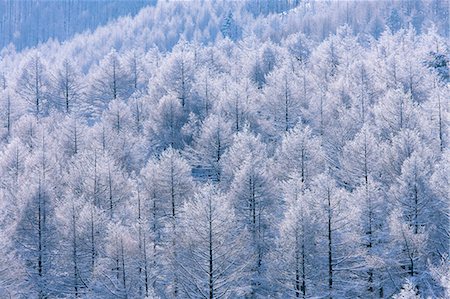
124,50 -> 146,92
0,180 -> 28,298
390,151 -> 435,235
95,222 -> 140,298
158,40 -> 196,109
262,62 -> 302,134
347,61 -> 377,125
54,195 -> 92,297
15,136 -> 58,298
140,159 -> 166,296
219,77 -> 257,133
271,174 -> 318,298
352,179 -> 388,297
16,54 -> 50,117
424,78 -> 448,152
186,113 -> 233,182
273,123 -> 324,184
308,173 -> 360,298
52,59 -> 84,114
178,184 -> 248,299
222,129 -> 277,297
429,151 -> 450,259
153,147 -> 193,224
61,115 -> 85,156
283,32 -> 312,65
387,149 -> 445,295
387,210 -> 428,294
87,49 -> 131,118
0,88 -> 17,141
153,147 -> 193,297
373,89 -> 422,140
310,36 -> 340,86
0,138 -> 27,195
149,94 -> 186,150
340,125 -> 380,189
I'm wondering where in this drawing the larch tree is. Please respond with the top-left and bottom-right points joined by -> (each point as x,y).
387,210 -> 428,296
97,152 -> 133,220
127,93 -> 147,136
392,27 -> 431,103
124,50 -> 146,93
153,147 -> 193,224
219,76 -> 257,133
310,35 -> 340,87
222,128 -> 277,297
16,53 -> 50,117
292,60 -> 314,117
0,88 -> 17,141
246,41 -> 281,90
282,32 -> 312,66
262,62 -> 302,135
340,125 -> 386,296
53,114 -> 86,159
52,58 -> 84,114
68,146 -> 132,220
429,151 -> 450,260
308,173 -> 360,298
0,239 -> 27,298
185,113 -> 233,182
161,40 -> 196,109
339,124 -> 381,190
153,147 -> 193,298
87,49 -> 131,119
12,114 -> 42,152
192,66 -> 220,118
0,138 -> 27,195
149,94 -> 186,150
271,174 -> 318,298
387,150 -> 443,295
0,148 -> 28,298
63,148 -> 111,276
373,88 -> 422,141
96,222 -> 140,299
178,184 -> 248,299
423,77 -> 448,152
378,129 -> 423,187
390,150 -> 435,235
131,180 -> 154,298
14,131 -> 58,298
54,194 -> 93,297
272,123 -> 324,184
101,99 -> 144,172
371,28 -> 404,92
352,178 -> 389,298
140,158 -> 166,296
347,61 -> 377,125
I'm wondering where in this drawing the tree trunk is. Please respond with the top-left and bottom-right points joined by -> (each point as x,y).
209,197 -> 214,299
327,189 -> 333,299
72,203 -> 79,297
38,178 -> 44,299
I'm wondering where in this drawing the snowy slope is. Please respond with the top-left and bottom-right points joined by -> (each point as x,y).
0,0 -> 155,50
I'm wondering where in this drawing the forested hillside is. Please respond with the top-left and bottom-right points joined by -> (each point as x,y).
0,1 -> 448,298
0,0 -> 155,50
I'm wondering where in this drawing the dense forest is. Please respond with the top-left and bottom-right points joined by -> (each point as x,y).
0,0 -> 155,50
0,1 -> 448,298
